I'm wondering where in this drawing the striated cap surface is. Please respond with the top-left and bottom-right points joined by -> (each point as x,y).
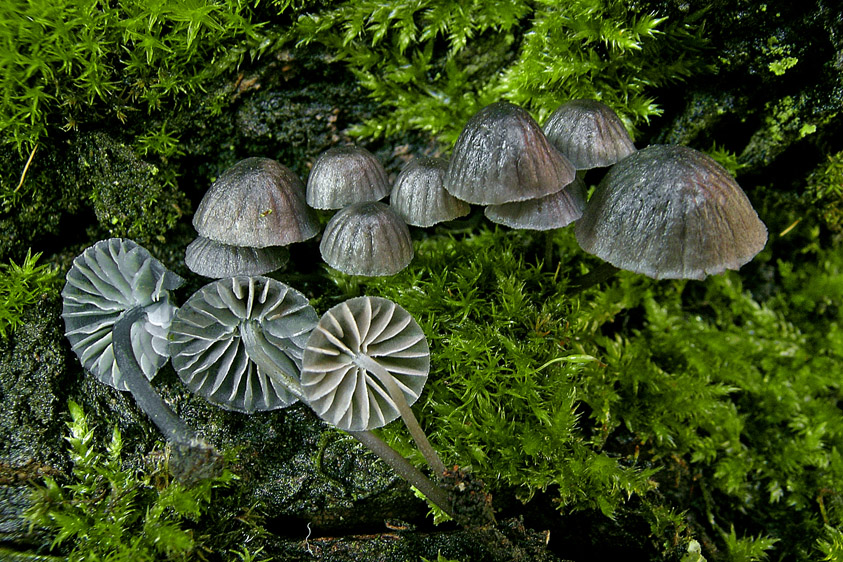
185,236 -> 289,278
193,157 -> 319,248
320,202 -> 413,276
485,175 -> 586,230
575,145 -> 768,280
306,146 -> 390,209
390,157 -> 470,227
543,99 -> 636,170
444,102 -> 576,205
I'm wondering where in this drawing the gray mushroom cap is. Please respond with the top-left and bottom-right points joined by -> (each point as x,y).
575,145 -> 768,280
169,276 -> 317,414
300,296 -> 430,432
306,146 -> 390,210
543,99 -> 636,170
444,101 -> 576,205
319,201 -> 414,277
485,175 -> 586,230
390,157 -> 470,227
185,236 -> 289,278
193,157 -> 319,248
62,238 -> 184,391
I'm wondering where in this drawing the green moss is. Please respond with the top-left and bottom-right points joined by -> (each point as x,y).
805,151 -> 843,232
0,249 -> 59,338
0,0 -> 273,155
317,222 -> 843,560
25,401 -> 237,562
291,0 -> 708,145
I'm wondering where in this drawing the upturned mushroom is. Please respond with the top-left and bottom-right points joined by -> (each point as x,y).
306,145 -> 390,210
444,101 -> 576,205
62,238 -> 220,480
168,276 -> 317,414
187,157 -> 319,278
575,144 -> 768,280
319,201 -> 414,276
300,296 -> 454,519
543,99 -> 637,170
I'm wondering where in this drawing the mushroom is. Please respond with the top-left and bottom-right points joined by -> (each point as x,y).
444,101 -> 576,205
575,145 -> 768,280
168,276 -> 317,414
300,296 -> 454,518
484,174 -> 586,231
319,201 -> 414,277
188,157 -> 319,277
390,157 -> 470,227
543,99 -> 637,170
306,146 -> 390,210
62,238 -> 219,480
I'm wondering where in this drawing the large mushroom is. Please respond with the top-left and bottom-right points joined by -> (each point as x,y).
168,276 -> 317,414
444,101 -> 576,205
300,296 -> 455,519
187,157 -> 319,278
575,145 -> 768,280
62,238 -> 219,480
390,157 -> 470,227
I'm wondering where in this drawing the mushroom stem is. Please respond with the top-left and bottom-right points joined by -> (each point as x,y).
349,429 -> 455,520
354,353 -> 447,477
113,307 -> 220,480
240,321 -> 307,403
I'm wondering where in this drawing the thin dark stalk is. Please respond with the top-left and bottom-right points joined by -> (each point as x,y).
349,430 -> 455,521
568,262 -> 620,293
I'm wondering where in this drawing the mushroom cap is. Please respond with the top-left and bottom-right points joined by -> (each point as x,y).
444,101 -> 576,205
185,236 -> 289,278
319,201 -> 414,277
390,157 -> 470,227
169,276 -> 318,414
485,175 -> 586,230
306,146 -> 390,210
300,296 -> 430,432
543,99 -> 636,170
62,238 -> 184,391
575,145 -> 768,280
193,157 -> 319,248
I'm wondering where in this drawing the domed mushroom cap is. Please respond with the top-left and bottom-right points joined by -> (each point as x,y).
543,99 -> 636,170
444,101 -> 576,205
193,157 -> 319,248
390,157 -> 470,227
320,202 -> 414,277
485,175 -> 586,230
169,276 -> 318,414
185,236 -> 289,278
306,146 -> 390,210
62,238 -> 184,391
300,296 -> 430,432
575,145 -> 768,280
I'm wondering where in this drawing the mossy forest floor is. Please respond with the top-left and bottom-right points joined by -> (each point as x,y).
1,1 -> 842,561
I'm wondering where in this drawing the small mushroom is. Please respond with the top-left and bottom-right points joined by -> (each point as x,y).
300,296 -> 454,518
543,99 -> 637,170
390,157 -> 470,227
188,157 -> 319,277
484,175 -> 586,230
306,146 -> 390,210
444,101 -> 576,205
169,276 -> 317,414
62,239 -> 219,480
184,236 -> 289,278
575,145 -> 768,280
319,201 -> 414,276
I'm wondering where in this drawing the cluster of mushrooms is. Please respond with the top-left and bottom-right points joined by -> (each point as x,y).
61,98 -> 768,523
184,99 -> 766,282
62,239 -> 460,519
